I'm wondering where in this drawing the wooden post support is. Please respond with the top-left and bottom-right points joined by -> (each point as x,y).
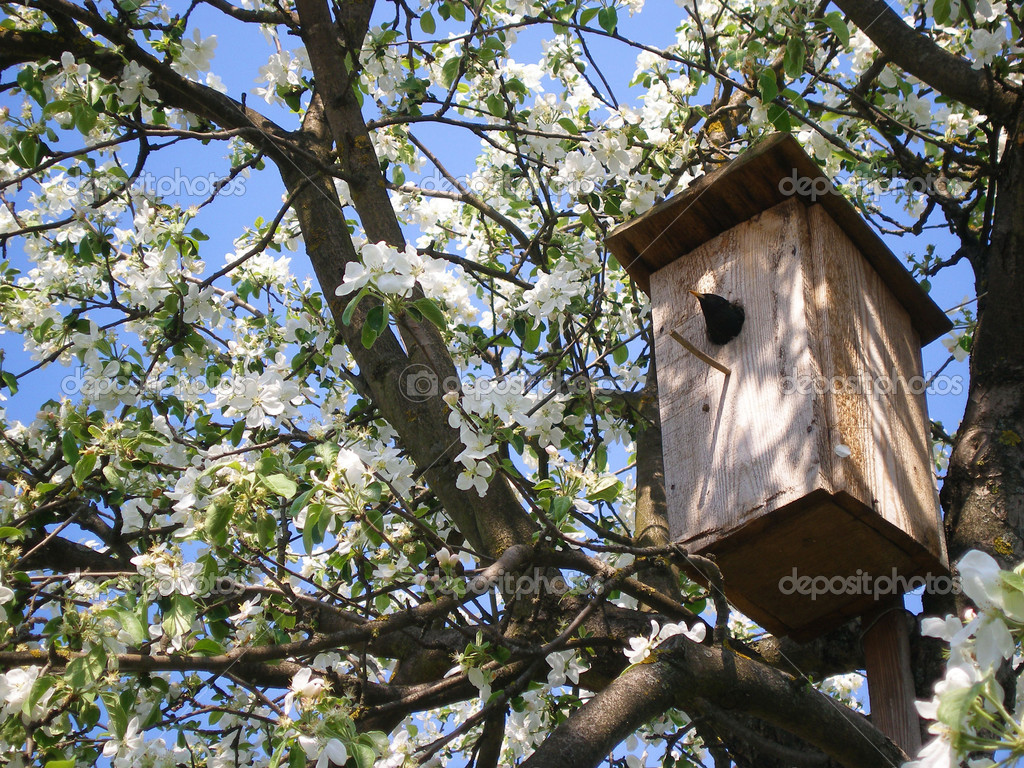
862,598 -> 922,756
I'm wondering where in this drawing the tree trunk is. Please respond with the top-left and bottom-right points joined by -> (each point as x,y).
941,113 -> 1024,568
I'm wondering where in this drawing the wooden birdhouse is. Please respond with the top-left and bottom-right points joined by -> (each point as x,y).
607,134 -> 951,641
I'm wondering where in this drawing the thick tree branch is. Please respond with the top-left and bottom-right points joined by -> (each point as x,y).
288,0 -> 540,561
831,0 -> 1016,121
521,636 -> 906,768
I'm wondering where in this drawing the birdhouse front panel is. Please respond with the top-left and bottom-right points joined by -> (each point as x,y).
653,198 -> 822,549
650,197 -> 947,639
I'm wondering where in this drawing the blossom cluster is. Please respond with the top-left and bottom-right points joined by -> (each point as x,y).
907,550 -> 1024,768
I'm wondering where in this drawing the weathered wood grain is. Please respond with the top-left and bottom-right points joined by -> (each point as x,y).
807,204 -> 947,563
648,197 -> 947,639
653,198 -> 820,552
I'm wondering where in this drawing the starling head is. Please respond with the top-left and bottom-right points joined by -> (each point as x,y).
689,290 -> 745,345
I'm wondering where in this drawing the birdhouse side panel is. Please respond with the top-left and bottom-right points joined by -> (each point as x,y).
801,210 -> 875,508
806,204 -> 947,566
652,198 -> 824,551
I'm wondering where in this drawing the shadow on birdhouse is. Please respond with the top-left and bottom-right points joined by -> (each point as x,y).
606,134 -> 951,641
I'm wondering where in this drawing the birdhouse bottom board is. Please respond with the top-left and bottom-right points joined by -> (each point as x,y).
651,198 -> 948,641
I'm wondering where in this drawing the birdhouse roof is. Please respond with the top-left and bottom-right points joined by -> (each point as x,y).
606,133 -> 952,344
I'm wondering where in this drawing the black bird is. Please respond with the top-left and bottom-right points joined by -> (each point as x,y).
689,290 -> 745,345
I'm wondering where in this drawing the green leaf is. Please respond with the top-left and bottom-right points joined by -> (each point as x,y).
1000,570 -> 1024,593
932,0 -> 951,24
1,371 -> 18,395
302,504 -> 322,554
262,473 -> 297,499
362,304 -> 388,349
163,594 -> 196,638
16,68 -> 46,106
116,608 -> 148,644
74,104 -> 98,134
0,526 -> 25,540
363,507 -> 384,547
767,103 -> 792,132
65,645 -> 106,689
100,690 -> 128,739
190,638 -> 224,656
413,297 -> 447,330
822,11 -> 850,47
26,674 -> 57,714
62,430 -> 80,466
587,477 -> 623,503
557,117 -> 579,135
361,322 -> 380,349
257,512 -> 277,548
936,679 -> 983,729
351,742 -> 377,768
420,10 -> 436,34
44,761 -> 75,768
485,94 -> 505,117
524,324 -> 541,353
758,69 -> 778,104
342,287 -> 368,325
368,303 -> 388,332
597,5 -> 617,34
73,452 -> 98,487
784,36 -> 806,79
612,341 -> 629,365
290,488 -> 313,519
268,739 -> 288,768
228,419 -> 246,446
204,497 -> 233,546
18,136 -> 41,168
549,496 -> 573,522
441,56 -> 462,88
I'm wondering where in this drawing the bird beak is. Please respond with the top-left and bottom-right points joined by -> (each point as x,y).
688,290 -> 703,299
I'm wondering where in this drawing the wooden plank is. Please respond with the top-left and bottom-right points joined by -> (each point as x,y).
695,491 -> 945,639
863,600 -> 923,755
807,205 -> 948,567
606,134 -> 951,343
652,198 -> 821,553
